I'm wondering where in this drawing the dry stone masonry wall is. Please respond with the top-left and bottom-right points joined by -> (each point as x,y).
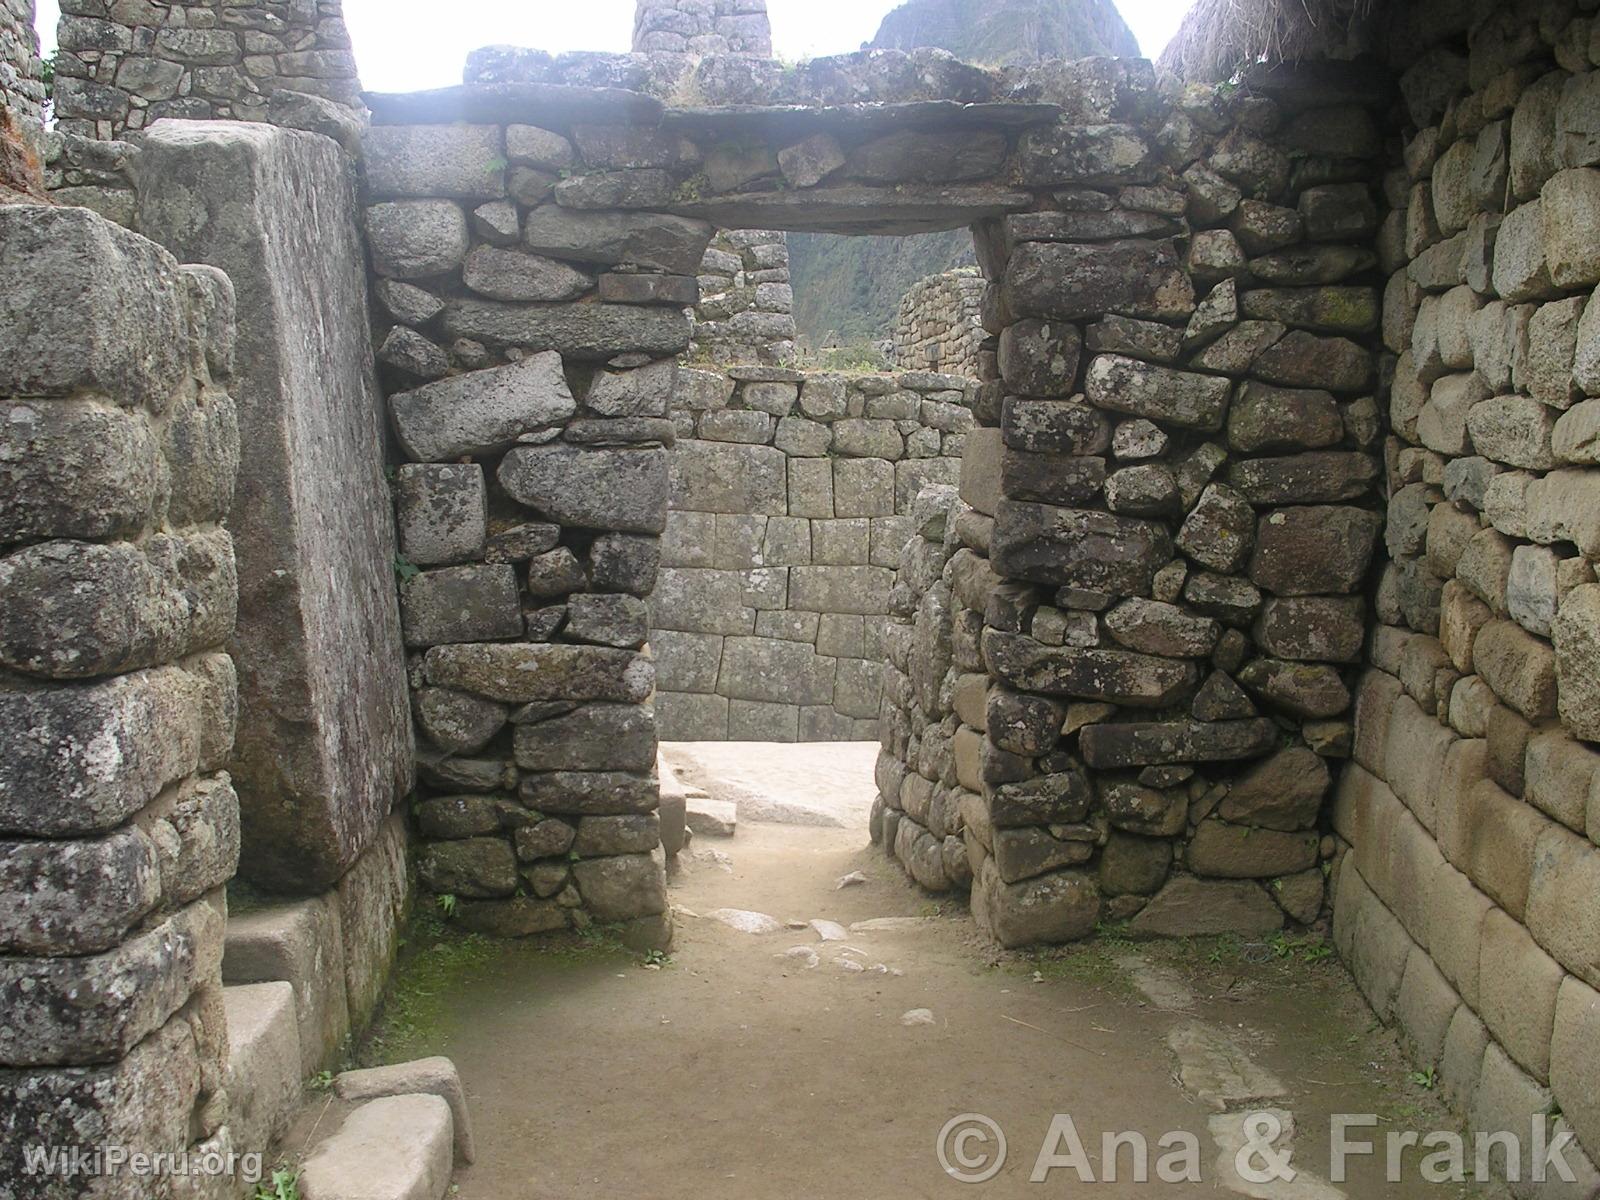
53,0 -> 362,139
656,365 -> 970,740
359,97 -> 695,949
690,228 -> 797,364
0,204 -> 243,1193
875,70 -> 1390,950
633,0 -> 772,58
354,50 -> 1173,932
0,0 -> 43,136
1331,0 -> 1600,1183
14,0 -> 1600,1181
893,269 -> 986,375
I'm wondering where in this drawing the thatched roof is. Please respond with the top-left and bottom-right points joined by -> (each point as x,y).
1158,0 -> 1384,83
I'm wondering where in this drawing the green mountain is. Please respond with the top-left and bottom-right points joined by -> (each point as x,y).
786,0 -> 1139,352
788,231 -> 976,349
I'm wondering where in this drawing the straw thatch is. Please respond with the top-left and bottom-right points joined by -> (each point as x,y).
1158,0 -> 1385,83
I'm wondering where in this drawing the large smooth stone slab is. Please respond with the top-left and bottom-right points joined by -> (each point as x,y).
299,1094 -> 454,1200
136,121 -> 414,893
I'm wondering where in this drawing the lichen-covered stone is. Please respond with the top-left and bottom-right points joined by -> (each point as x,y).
972,859 -> 1100,948
1226,382 -> 1342,453
1176,484 -> 1255,574
1249,506 -> 1381,596
462,245 -> 593,302
425,643 -> 654,704
571,848 -> 668,920
1003,240 -> 1194,323
365,200 -> 470,279
500,443 -> 668,534
1552,585 -> 1600,741
523,204 -> 713,275
0,205 -> 188,409
1079,718 -> 1278,768
983,629 -> 1197,708
513,703 -> 656,772
991,501 -> 1171,595
0,667 -> 204,837
1084,354 -> 1232,431
394,464 -> 487,567
399,565 -> 523,649
363,124 -> 506,199
391,353 -> 576,462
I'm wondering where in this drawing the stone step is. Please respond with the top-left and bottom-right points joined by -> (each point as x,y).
223,898 -> 351,1077
334,1058 -> 475,1165
223,983 -> 304,1177
656,753 -> 693,854
686,796 -> 738,837
299,1095 -> 454,1200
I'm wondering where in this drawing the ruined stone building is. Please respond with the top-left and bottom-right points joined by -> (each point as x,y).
2,0 -> 1600,1194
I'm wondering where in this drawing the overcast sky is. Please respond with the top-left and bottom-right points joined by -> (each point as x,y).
35,1 -> 1191,89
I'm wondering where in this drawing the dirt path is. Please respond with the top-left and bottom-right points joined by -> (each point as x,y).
368,744 -> 1488,1200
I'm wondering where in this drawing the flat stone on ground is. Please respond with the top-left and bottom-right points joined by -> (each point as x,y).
299,1094 -> 454,1200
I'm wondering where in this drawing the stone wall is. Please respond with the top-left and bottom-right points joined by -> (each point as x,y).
1,0 -> 44,136
353,52 -> 1182,930
893,269 -> 985,376
874,71 -> 1391,950
53,0 -> 362,140
630,1 -> 795,367
1328,1 -> 1600,1184
656,365 -> 970,741
358,97 -> 699,948
0,204 -> 243,1193
634,0 -> 772,57
691,228 -> 796,365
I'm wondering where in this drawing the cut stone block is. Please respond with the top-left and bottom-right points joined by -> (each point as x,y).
686,797 -> 737,837
1478,907 -> 1563,1082
500,444 -> 668,534
1127,875 -> 1283,937
0,204 -> 188,409
0,1015 -> 201,1194
337,814 -> 411,1035
971,859 -> 1100,948
0,894 -> 223,1067
1551,976 -> 1600,1155
394,465 -> 487,567
224,982 -> 303,1164
391,354 -> 576,461
335,1057 -> 475,1165
137,121 -> 414,894
300,1094 -> 454,1200
0,666 -> 206,837
670,440 -> 788,515
223,897 -> 350,1076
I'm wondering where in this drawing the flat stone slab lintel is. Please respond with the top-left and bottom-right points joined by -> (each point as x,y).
365,82 -> 665,127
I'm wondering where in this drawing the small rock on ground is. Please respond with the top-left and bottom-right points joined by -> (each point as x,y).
686,796 -> 737,837
848,917 -> 931,933
777,946 -> 820,968
705,907 -> 785,934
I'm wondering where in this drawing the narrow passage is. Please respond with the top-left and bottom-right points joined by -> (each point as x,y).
371,744 -> 1482,1200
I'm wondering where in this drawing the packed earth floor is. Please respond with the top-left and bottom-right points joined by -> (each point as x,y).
352,745 -> 1492,1200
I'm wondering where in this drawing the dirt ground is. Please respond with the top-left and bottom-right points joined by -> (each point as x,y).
362,743 -> 1495,1200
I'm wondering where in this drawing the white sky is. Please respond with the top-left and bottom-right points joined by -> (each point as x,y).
34,1 -> 1192,92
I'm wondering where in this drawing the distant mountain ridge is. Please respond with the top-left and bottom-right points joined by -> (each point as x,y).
788,0 -> 1140,352
867,0 -> 1140,64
